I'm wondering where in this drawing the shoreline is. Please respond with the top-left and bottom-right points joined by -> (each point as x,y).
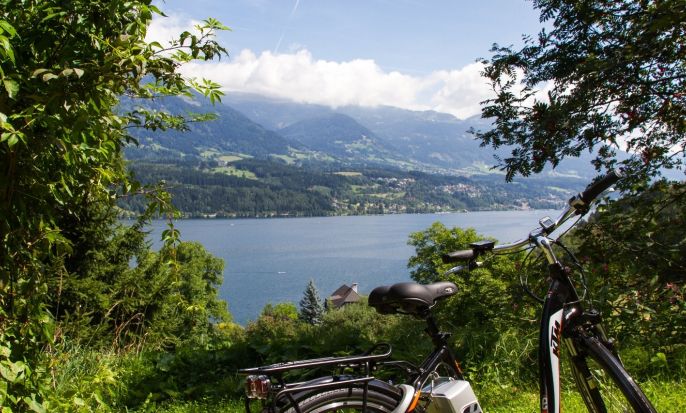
119,205 -> 558,221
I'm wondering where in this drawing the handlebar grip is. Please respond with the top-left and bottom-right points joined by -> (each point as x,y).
442,249 -> 474,264
579,168 -> 623,205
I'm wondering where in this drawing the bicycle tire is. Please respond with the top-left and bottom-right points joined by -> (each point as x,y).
282,383 -> 403,413
569,335 -> 656,413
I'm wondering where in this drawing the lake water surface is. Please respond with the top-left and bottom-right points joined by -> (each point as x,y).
148,210 -> 559,324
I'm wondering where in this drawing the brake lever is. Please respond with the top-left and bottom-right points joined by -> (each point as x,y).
444,261 -> 483,276
444,265 -> 466,276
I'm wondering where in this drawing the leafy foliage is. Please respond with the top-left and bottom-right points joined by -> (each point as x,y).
572,181 -> 686,356
0,0 -> 228,409
476,0 -> 686,184
471,0 -> 686,384
406,212 -> 686,383
407,223 -> 539,382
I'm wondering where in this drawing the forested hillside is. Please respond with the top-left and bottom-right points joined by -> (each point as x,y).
120,158 -> 583,217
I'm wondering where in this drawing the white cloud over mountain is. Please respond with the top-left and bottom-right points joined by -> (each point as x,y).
147,15 -> 493,120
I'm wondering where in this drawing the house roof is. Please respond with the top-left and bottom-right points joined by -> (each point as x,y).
329,284 -> 361,308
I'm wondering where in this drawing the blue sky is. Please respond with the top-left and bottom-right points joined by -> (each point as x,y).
150,0 -> 544,118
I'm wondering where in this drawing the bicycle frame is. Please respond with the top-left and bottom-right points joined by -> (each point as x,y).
240,314 -> 465,413
242,171 -> 627,413
405,313 -> 464,390
240,343 -> 394,413
535,233 -> 597,413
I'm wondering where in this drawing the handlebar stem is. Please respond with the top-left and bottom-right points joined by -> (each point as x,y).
533,235 -> 559,265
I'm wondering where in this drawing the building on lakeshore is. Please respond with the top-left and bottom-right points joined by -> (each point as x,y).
327,283 -> 360,309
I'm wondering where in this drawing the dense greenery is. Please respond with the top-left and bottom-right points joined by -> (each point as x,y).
129,207 -> 683,411
0,0 -> 228,410
49,205 -> 231,352
407,213 -> 684,379
119,158 -> 584,217
572,182 -> 685,354
5,206 -> 682,411
477,0 -> 686,184
469,2 -> 686,407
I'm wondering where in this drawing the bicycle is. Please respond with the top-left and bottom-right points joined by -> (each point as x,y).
240,169 -> 657,413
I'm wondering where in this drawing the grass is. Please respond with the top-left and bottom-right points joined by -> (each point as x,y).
211,166 -> 257,179
199,149 -> 220,158
368,191 -> 406,200
350,184 -> 380,193
148,398 -> 244,413
288,150 -> 336,162
218,155 -> 245,163
149,380 -> 685,412
308,185 -> 332,196
199,150 -> 252,162
51,340 -> 685,412
333,171 -> 363,177
270,154 -> 297,164
476,380 -> 686,413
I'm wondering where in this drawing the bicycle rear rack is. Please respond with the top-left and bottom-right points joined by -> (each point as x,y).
239,343 -> 393,413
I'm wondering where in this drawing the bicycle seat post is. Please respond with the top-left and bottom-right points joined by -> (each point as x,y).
422,310 -> 451,348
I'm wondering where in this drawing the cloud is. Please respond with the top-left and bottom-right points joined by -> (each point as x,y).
427,64 -> 492,119
145,14 -> 203,47
149,13 -> 494,119
180,49 -> 494,119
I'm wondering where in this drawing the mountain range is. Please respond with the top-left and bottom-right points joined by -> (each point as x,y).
121,92 -> 600,217
126,92 -> 597,178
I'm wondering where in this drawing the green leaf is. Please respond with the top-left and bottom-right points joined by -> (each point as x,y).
3,132 -> 18,147
31,68 -> 50,78
41,73 -> 59,82
3,79 -> 19,98
148,4 -> 167,17
0,37 -> 13,63
92,392 -> 105,406
0,362 -> 17,383
40,12 -> 67,24
23,395 -> 46,413
0,21 -> 17,37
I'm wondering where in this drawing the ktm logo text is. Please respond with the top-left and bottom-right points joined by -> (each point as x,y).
550,320 -> 562,358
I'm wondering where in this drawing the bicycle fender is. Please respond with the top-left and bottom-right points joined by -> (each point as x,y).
392,384 -> 416,413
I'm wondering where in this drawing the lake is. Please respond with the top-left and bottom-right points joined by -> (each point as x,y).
148,210 -> 559,325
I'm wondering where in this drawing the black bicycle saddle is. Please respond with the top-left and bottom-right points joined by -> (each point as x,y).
368,281 -> 457,317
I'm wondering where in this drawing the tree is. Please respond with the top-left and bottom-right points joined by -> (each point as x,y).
407,222 -> 540,382
571,182 -> 685,353
245,302 -> 301,364
0,0 -> 227,409
476,0 -> 686,185
473,2 -> 685,372
299,279 -> 325,325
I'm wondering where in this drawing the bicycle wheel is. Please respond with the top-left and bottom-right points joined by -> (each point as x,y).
569,335 -> 656,413
283,383 -> 403,413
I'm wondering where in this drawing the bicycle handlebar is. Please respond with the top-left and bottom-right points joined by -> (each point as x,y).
579,168 -> 623,205
443,249 -> 475,261
442,169 -> 622,265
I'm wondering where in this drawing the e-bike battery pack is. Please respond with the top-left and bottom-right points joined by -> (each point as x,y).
426,380 -> 482,413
